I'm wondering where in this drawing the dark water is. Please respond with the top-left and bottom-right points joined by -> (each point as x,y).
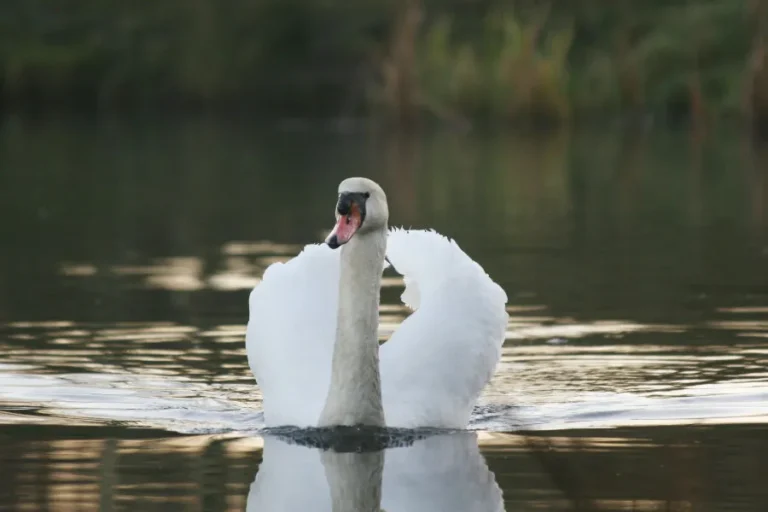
2,424 -> 768,511
2,116 -> 768,510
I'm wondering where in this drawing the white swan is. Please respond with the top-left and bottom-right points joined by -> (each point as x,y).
246,177 -> 508,428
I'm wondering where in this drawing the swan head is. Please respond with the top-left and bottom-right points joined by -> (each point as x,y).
326,177 -> 388,249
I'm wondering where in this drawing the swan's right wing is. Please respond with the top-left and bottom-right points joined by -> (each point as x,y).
380,229 -> 508,428
246,243 -> 340,427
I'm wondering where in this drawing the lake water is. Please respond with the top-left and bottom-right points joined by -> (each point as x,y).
1,116 -> 768,510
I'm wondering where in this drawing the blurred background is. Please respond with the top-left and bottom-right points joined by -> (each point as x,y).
3,1 -> 768,510
3,0 -> 768,324
1,0 -> 767,127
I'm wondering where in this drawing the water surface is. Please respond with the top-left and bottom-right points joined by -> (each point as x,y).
1,117 -> 768,509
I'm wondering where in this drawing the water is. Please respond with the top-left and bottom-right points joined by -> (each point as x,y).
2,116 -> 768,509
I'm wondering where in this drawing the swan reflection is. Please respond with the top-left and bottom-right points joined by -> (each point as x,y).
247,431 -> 504,512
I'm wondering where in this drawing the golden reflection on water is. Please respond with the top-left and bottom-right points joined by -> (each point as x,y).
0,312 -> 766,433
58,239 -> 416,293
506,320 -> 685,341
2,424 -> 768,512
1,432 -> 259,512
221,241 -> 301,256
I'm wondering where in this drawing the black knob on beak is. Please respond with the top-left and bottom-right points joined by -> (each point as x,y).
337,195 -> 352,215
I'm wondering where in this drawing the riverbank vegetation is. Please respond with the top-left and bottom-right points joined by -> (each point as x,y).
1,0 -> 767,129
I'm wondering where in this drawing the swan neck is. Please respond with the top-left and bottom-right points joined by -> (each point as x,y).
319,228 -> 386,427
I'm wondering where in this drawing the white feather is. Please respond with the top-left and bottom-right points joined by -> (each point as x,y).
246,228 -> 508,428
246,243 -> 339,427
380,229 -> 509,428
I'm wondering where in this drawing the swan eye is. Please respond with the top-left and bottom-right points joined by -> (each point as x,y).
363,192 -> 370,199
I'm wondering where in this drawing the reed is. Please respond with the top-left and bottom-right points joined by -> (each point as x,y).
0,0 -> 765,130
371,4 -> 573,125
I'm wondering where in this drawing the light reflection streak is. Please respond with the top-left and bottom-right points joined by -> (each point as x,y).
221,241 -> 301,256
716,307 -> 768,313
54,241 -> 403,292
708,320 -> 768,330
59,263 -> 97,277
507,321 -> 684,341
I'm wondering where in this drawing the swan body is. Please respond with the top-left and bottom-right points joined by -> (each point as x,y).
246,178 -> 508,428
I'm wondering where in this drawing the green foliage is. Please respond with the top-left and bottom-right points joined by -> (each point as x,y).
0,0 -> 389,113
390,0 -> 756,124
0,0 -> 763,125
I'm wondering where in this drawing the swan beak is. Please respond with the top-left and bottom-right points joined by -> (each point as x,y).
326,193 -> 366,249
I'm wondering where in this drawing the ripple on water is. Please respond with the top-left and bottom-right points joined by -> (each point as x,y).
0,313 -> 768,434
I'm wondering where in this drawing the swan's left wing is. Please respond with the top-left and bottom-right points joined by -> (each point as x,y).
380,229 -> 508,428
246,243 -> 340,427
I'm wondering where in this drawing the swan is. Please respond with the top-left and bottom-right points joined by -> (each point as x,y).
246,177 -> 508,428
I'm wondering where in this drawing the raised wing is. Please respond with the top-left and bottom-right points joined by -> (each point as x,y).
246,243 -> 340,427
380,229 -> 508,428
